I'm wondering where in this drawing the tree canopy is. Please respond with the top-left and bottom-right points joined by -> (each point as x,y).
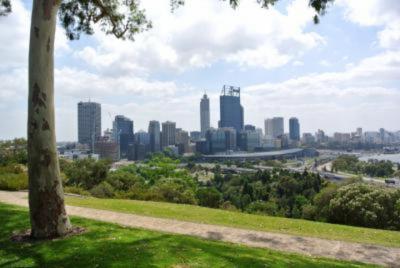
1,0 -> 334,39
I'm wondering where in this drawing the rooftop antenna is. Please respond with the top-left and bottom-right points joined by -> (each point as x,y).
221,85 -> 240,97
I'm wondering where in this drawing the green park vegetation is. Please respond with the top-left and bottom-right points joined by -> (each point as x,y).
0,139 -> 28,191
0,164 -> 28,191
1,141 -> 400,244
0,203 -> 374,268
0,139 -> 27,166
332,155 -> 398,178
58,154 -> 400,232
65,195 -> 400,248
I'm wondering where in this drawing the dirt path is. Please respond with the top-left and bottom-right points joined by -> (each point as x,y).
1,191 -> 399,267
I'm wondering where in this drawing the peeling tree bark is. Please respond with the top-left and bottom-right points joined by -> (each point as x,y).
28,0 -> 71,239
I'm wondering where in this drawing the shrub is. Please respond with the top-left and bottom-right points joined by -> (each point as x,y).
313,184 -> 338,221
150,178 -> 197,204
0,164 -> 28,191
90,182 -> 115,198
245,201 -> 279,216
301,204 -> 317,220
65,158 -> 111,189
0,173 -> 28,191
328,183 -> 400,230
106,171 -> 144,191
64,186 -> 90,196
196,187 -> 222,208
220,201 -> 237,211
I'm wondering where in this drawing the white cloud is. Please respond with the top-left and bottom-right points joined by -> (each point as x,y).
245,50 -> 400,133
1,0 -> 399,141
337,0 -> 400,49
378,24 -> 400,49
319,60 -> 331,67
0,0 -> 70,72
0,0 -> 29,70
54,67 -> 179,99
292,60 -> 304,66
75,0 -> 323,73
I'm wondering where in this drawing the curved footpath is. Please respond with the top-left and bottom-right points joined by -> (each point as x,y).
1,191 -> 399,267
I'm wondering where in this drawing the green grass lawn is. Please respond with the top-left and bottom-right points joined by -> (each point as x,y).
65,196 -> 400,248
0,203 -> 376,267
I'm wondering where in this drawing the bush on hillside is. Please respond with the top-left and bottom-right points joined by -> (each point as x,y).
196,187 -> 222,208
0,164 -> 28,191
64,158 -> 111,189
64,185 -> 90,196
0,173 -> 28,191
90,181 -> 115,198
245,201 -> 279,216
328,183 -> 400,230
150,178 -> 197,204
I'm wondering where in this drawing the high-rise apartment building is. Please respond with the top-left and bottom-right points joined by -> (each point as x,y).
176,129 -> 190,154
135,130 -> 150,145
161,121 -> 176,148
264,118 -> 273,138
289,117 -> 300,141
200,94 -> 210,138
315,129 -> 327,143
190,131 -> 202,142
206,128 -> 226,153
77,101 -> 101,150
238,130 -> 260,151
356,127 -> 363,136
112,115 -> 134,158
148,120 -> 161,152
265,117 -> 284,139
219,85 -> 244,132
94,136 -> 119,161
113,115 -> 134,141
223,127 -> 237,151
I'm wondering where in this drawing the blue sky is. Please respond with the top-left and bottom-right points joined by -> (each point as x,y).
0,0 -> 399,141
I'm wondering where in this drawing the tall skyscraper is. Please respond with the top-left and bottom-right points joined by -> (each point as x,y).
264,118 -> 273,138
272,117 -> 284,138
219,85 -> 244,132
206,128 -> 227,153
148,120 -> 161,152
161,121 -> 176,148
289,117 -> 300,141
356,127 -> 363,136
176,129 -> 190,154
200,94 -> 210,138
135,130 -> 150,145
265,117 -> 284,139
78,101 -> 101,150
113,115 -> 134,158
113,115 -> 134,141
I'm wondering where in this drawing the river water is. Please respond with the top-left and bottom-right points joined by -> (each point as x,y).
359,153 -> 400,164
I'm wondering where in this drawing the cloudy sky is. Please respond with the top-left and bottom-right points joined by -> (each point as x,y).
0,0 -> 399,141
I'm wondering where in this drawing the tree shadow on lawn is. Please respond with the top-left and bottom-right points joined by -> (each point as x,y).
0,204 -> 370,268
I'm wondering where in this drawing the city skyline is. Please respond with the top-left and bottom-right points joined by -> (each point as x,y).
1,0 -> 400,140
73,92 -> 400,143
78,96 -> 399,146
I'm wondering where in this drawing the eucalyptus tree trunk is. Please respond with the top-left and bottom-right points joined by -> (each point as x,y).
28,0 -> 71,239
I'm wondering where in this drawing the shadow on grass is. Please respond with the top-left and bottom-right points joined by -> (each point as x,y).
0,203 -> 371,268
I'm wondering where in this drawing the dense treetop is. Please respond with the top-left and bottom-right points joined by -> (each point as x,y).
1,0 -> 334,39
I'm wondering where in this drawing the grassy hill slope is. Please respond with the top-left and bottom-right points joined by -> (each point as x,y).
66,196 -> 400,248
0,203 -> 374,268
